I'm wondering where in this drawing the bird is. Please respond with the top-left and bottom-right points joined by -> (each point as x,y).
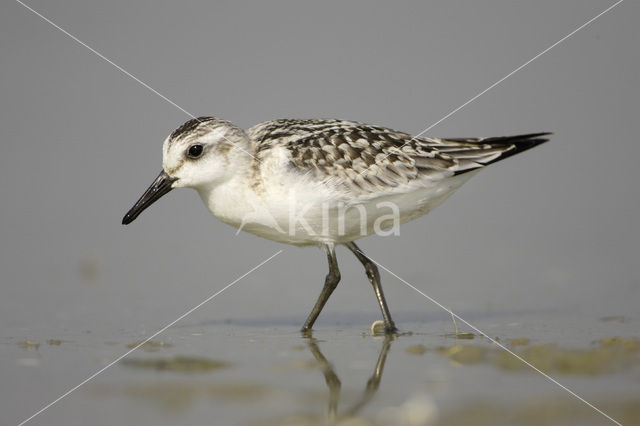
122,117 -> 550,334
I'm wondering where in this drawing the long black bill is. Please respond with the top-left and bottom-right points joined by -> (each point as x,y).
122,170 -> 177,225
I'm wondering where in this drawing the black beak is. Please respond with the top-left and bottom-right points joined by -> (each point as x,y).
122,170 -> 178,225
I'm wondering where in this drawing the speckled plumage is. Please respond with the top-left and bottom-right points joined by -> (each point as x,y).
246,118 -> 549,197
124,116 -> 550,333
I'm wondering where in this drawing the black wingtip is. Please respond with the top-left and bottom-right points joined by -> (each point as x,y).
484,132 -> 552,164
450,132 -> 552,176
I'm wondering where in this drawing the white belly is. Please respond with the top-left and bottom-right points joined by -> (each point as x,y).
199,172 -> 476,246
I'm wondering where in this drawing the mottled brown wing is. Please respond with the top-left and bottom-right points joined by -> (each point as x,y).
247,119 -> 549,195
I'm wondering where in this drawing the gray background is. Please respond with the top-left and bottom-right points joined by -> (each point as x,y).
1,1 -> 639,424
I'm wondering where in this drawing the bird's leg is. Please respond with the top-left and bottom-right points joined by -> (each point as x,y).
346,242 -> 398,334
301,245 -> 341,332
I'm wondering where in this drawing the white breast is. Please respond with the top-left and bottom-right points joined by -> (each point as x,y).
198,153 -> 477,246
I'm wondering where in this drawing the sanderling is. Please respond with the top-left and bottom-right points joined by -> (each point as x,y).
123,117 -> 549,333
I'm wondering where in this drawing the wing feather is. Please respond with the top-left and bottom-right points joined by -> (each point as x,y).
247,119 -> 549,196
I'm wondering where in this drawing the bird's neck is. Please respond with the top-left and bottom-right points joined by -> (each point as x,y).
195,160 -> 264,229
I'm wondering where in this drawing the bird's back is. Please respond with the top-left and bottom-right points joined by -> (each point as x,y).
247,118 -> 549,200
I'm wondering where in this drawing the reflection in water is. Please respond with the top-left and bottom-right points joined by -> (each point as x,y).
96,336 -> 399,425
304,333 -> 393,423
87,332 -> 640,425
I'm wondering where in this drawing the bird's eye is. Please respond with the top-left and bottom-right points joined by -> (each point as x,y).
187,144 -> 204,158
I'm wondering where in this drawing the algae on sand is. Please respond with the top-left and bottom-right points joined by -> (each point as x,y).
17,341 -> 40,350
125,340 -> 173,352
495,337 -> 640,375
122,356 -> 230,373
410,336 -> 640,376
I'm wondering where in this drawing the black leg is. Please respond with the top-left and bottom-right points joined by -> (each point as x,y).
302,332 -> 395,422
301,245 -> 341,332
343,334 -> 393,417
346,242 -> 398,333
307,338 -> 341,420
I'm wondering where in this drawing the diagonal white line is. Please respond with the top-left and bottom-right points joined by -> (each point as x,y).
17,250 -> 283,426
14,0 -> 196,119
358,250 -> 622,426
351,0 -> 624,180
410,0 -> 624,140
258,2 -> 625,228
14,0 -> 260,163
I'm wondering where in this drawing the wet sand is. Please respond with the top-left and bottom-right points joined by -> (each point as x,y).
3,309 -> 638,425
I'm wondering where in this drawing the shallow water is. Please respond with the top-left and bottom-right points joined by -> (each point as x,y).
2,309 -> 638,426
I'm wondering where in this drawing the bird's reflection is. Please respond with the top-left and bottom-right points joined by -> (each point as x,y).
303,333 -> 393,422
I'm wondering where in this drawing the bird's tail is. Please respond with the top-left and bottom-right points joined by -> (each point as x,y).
441,132 -> 551,175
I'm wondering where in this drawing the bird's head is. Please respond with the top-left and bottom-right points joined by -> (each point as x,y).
122,117 -> 251,225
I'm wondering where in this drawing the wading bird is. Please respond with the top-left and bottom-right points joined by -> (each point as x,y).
123,117 -> 549,333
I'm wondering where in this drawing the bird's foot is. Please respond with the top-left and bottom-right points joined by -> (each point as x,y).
371,320 -> 400,336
